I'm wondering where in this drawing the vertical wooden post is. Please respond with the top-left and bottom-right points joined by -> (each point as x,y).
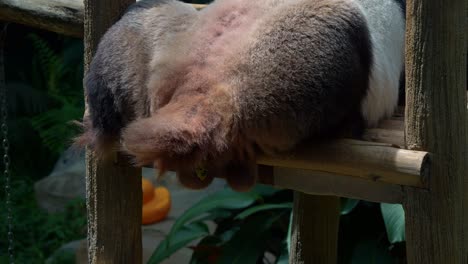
289,192 -> 340,264
403,0 -> 467,263
84,0 -> 142,263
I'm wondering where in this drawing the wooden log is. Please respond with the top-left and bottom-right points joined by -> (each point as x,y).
0,0 -> 83,37
0,0 -> 203,37
84,0 -> 142,263
363,118 -> 405,146
289,193 -> 340,264
403,0 -> 467,263
287,107 -> 403,264
362,128 -> 404,146
257,139 -> 430,189
258,166 -> 404,204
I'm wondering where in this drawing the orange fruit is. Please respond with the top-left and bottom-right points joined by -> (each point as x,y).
142,187 -> 171,225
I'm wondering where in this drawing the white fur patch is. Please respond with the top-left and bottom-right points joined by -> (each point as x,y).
354,0 -> 405,127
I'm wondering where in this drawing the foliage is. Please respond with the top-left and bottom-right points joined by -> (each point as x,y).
149,187 -> 407,264
380,203 -> 405,244
27,34 -> 84,155
341,198 -> 360,215
149,185 -> 291,264
4,25 -> 84,177
0,177 -> 86,263
0,25 -> 87,263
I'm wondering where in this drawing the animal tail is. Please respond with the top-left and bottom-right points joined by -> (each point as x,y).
121,86 -> 260,191
71,66 -> 125,158
121,88 -> 233,172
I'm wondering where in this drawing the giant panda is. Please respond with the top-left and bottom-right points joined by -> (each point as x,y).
77,0 -> 406,191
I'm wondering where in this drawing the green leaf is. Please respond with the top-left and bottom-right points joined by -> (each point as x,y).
217,212 -> 285,264
235,202 -> 292,220
276,246 -> 289,264
341,198 -> 360,215
286,210 -> 293,256
189,236 -> 223,264
194,209 -> 233,222
250,184 -> 282,197
278,213 -> 291,264
349,238 -> 395,264
167,188 -> 259,243
380,203 -> 405,243
148,222 -> 210,264
218,226 -> 240,242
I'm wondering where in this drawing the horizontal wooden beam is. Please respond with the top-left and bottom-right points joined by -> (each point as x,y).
0,0 -> 204,37
257,139 -> 429,189
0,0 -> 83,37
138,117 -> 417,203
363,118 -> 404,146
257,166 -> 404,204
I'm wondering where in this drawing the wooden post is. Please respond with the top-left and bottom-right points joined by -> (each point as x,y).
289,192 -> 340,264
84,0 -> 142,263
403,0 -> 467,263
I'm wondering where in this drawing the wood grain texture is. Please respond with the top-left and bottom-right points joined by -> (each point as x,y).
258,139 -> 429,188
0,0 -> 203,37
362,128 -> 404,146
403,0 -> 467,263
270,167 -> 404,204
289,193 -> 340,264
84,0 -> 142,263
0,0 -> 83,37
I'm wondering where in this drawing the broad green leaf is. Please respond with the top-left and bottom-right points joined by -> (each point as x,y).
218,226 -> 240,242
217,212 -> 285,264
148,222 -> 210,264
286,210 -> 293,256
276,246 -> 289,264
250,184 -> 282,197
341,198 -> 360,215
167,188 -> 259,243
189,236 -> 223,264
349,238 -> 395,264
194,209 -> 233,222
381,203 -> 405,243
235,202 -> 292,220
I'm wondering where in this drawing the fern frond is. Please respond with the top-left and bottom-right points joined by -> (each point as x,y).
6,82 -> 49,116
31,102 -> 83,154
27,34 -> 64,94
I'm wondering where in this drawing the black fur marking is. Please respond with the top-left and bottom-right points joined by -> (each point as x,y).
85,64 -> 123,137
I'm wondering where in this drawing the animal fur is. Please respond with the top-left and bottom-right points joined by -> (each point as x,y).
77,0 -> 405,191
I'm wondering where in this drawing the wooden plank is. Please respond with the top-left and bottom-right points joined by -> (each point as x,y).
0,0 -> 203,37
84,0 -> 142,263
262,166 -> 404,204
0,0 -> 83,37
257,139 -> 429,188
403,0 -> 467,263
362,128 -> 404,146
289,193 -> 340,264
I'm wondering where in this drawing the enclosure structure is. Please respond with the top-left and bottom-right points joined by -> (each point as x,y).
0,0 -> 466,263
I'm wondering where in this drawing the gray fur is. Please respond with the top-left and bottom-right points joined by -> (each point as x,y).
80,0 -> 405,191
82,0 -> 197,149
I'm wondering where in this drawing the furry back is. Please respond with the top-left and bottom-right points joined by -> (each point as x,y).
77,0 -> 405,191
